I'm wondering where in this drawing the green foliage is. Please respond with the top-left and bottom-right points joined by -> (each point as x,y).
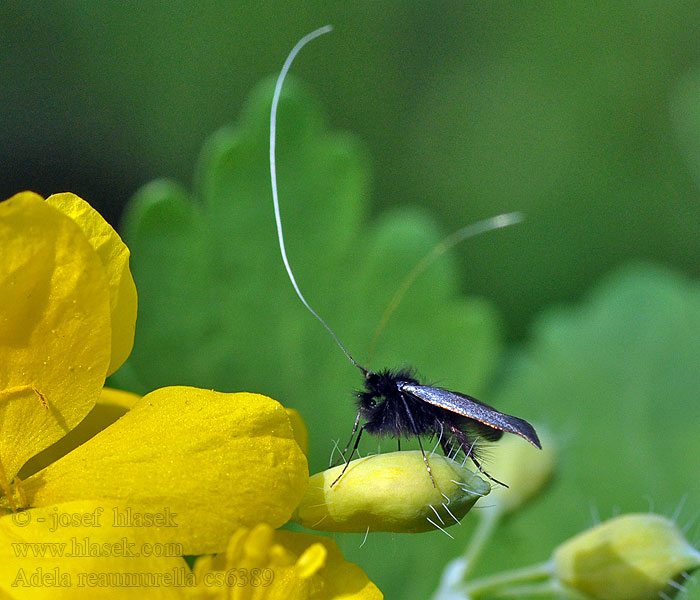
498,262 -> 700,507
4,4 -> 700,339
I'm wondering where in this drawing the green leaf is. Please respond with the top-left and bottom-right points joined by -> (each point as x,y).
111,75 -> 504,600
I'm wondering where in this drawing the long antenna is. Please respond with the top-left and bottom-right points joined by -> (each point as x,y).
270,25 -> 369,375
366,212 -> 525,367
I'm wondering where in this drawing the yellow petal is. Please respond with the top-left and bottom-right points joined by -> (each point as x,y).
18,388 -> 141,481
21,388 -> 308,555
0,500 -> 188,599
96,387 -> 142,410
0,193 -> 111,483
293,450 -> 489,533
46,193 -> 137,376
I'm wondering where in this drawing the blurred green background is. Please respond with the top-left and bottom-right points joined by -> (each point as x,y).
3,3 -> 700,599
4,2 -> 700,338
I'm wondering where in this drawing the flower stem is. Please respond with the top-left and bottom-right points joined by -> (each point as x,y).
461,507 -> 501,580
461,560 -> 554,599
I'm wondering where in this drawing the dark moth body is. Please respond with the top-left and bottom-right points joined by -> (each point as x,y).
360,371 -> 468,439
350,368 -> 541,485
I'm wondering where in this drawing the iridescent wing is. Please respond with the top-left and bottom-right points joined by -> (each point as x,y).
398,383 -> 541,448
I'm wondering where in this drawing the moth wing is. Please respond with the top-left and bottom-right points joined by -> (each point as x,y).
399,383 -> 541,449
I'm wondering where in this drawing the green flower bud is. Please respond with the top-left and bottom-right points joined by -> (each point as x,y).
292,450 -> 489,533
553,513 -> 700,600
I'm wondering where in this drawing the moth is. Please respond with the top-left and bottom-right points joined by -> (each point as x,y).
341,366 -> 539,487
269,26 -> 541,488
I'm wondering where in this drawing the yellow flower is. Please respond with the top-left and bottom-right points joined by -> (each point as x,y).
0,191 -> 136,506
191,523 -> 382,600
293,451 -> 489,534
1,192 -> 308,545
553,513 -> 700,600
0,192 -> 379,598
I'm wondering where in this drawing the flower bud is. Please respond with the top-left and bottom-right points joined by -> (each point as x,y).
485,425 -> 555,514
292,450 -> 489,533
553,513 -> 700,600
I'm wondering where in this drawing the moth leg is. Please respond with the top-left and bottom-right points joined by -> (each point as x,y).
331,409 -> 362,467
415,434 -> 435,487
401,396 -> 436,488
440,436 -> 458,460
331,425 -> 365,487
449,425 -> 509,488
470,454 -> 509,488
